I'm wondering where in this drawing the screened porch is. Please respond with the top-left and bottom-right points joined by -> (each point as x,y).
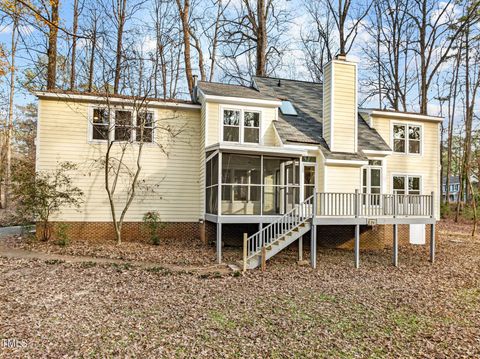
205,151 -> 316,217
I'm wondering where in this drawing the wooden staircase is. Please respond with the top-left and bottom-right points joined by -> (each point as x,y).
242,195 -> 315,270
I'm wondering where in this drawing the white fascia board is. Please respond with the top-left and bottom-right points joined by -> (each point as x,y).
363,149 -> 392,156
324,158 -> 368,167
35,91 -> 201,110
361,109 -> 443,123
200,93 -> 281,107
206,143 -> 307,156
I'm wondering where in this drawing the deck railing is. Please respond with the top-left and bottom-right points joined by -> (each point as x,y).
317,191 -> 434,218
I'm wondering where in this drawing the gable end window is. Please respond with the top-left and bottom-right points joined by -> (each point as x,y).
222,108 -> 261,144
393,123 -> 421,154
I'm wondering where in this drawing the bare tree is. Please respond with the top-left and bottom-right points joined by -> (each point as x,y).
4,0 -> 19,208
300,0 -> 336,81
408,0 -> 479,114
326,0 -> 372,56
46,0 -> 59,90
69,0 -> 81,90
363,0 -> 413,111
176,0 -> 195,99
220,0 -> 290,84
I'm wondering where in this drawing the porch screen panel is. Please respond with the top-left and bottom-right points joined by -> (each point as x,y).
205,154 -> 218,214
221,154 -> 261,215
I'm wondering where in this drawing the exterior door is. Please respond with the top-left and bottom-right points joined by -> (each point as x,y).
362,161 -> 382,205
301,163 -> 317,201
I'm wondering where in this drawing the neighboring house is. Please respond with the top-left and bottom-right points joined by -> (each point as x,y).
442,175 -> 479,203
35,56 -> 442,269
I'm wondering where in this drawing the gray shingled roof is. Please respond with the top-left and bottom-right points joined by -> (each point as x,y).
197,81 -> 278,101
253,76 -> 390,158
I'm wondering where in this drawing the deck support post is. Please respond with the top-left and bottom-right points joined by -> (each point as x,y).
393,224 -> 398,267
216,222 -> 222,264
310,225 -> 317,268
354,224 -> 360,269
429,223 -> 435,263
298,236 -> 303,261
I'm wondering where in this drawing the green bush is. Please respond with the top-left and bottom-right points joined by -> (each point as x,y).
55,223 -> 70,247
142,211 -> 164,245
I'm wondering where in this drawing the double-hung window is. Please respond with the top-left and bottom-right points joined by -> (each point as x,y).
243,112 -> 260,143
92,108 -> 110,140
393,175 -> 421,195
223,109 -> 241,142
222,108 -> 260,144
393,123 -> 421,154
136,111 -> 154,143
114,110 -> 133,141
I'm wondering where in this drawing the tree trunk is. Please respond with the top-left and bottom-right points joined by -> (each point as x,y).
5,2 -> 19,209
88,18 -> 97,92
256,0 -> 267,76
445,42 -> 462,206
46,0 -> 59,90
114,0 -> 127,94
176,0 -> 194,100
70,0 -> 79,90
209,0 -> 222,82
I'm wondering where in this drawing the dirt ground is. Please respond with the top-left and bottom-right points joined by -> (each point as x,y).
1,219 -> 480,358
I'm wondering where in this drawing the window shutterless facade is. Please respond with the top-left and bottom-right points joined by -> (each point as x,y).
222,108 -> 261,144
89,107 -> 154,143
393,123 -> 421,154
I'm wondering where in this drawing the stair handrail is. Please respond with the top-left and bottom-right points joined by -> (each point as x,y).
245,194 -> 315,259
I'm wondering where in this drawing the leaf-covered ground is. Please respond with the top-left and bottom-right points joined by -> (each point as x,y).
1,220 -> 480,358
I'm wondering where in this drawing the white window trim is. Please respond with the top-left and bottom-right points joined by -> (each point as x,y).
391,174 -> 423,195
391,121 -> 423,156
219,105 -> 263,145
87,105 -> 156,145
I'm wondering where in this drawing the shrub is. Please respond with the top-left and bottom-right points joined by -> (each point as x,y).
55,223 -> 70,247
12,162 -> 84,241
142,211 -> 164,245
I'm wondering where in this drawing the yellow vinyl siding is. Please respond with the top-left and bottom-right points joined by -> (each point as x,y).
37,98 -> 202,222
331,62 -> 356,153
324,165 -> 361,193
204,100 -> 279,147
372,116 -> 441,219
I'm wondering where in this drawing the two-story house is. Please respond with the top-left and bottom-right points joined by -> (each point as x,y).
35,56 -> 442,269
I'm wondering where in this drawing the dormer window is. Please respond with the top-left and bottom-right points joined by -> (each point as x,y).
280,101 -> 298,116
222,108 -> 261,144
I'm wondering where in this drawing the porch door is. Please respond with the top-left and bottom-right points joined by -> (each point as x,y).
301,163 -> 316,201
362,161 -> 382,206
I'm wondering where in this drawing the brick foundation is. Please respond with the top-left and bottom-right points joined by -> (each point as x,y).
37,221 -> 201,242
